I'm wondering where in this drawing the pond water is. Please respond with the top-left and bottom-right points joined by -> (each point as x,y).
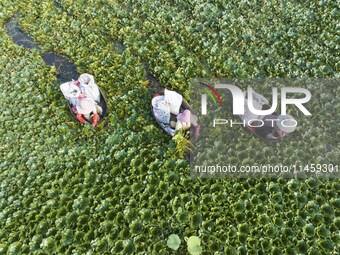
5,14 -> 40,50
54,0 -> 62,9
112,40 -> 126,54
42,53 -> 79,83
5,14 -> 79,83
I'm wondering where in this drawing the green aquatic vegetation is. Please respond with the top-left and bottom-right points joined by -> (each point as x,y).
186,236 -> 202,255
172,130 -> 193,159
0,0 -> 339,254
167,234 -> 181,251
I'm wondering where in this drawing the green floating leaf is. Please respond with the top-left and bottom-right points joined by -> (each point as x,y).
130,220 -> 143,235
238,223 -> 250,234
271,247 -> 282,255
0,244 -> 8,254
307,247 -> 319,255
7,242 -> 22,255
318,239 -> 334,251
123,240 -> 135,254
112,240 -> 124,253
40,237 -> 55,251
304,224 -> 315,237
167,234 -> 181,251
334,217 -> 340,229
297,240 -> 308,253
186,236 -> 201,246
186,236 -> 202,255
61,229 -> 74,246
188,245 -> 203,255
190,213 -> 203,228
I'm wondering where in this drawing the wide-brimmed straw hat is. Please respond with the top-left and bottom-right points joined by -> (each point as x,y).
76,98 -> 97,114
276,115 -> 297,133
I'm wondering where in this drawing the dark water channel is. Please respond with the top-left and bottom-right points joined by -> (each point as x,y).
5,14 -> 79,83
5,11 -> 167,96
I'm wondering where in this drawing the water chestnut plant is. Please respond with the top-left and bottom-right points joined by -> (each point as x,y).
0,0 -> 338,254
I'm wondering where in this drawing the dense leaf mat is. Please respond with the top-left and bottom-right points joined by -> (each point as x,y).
0,0 -> 339,254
